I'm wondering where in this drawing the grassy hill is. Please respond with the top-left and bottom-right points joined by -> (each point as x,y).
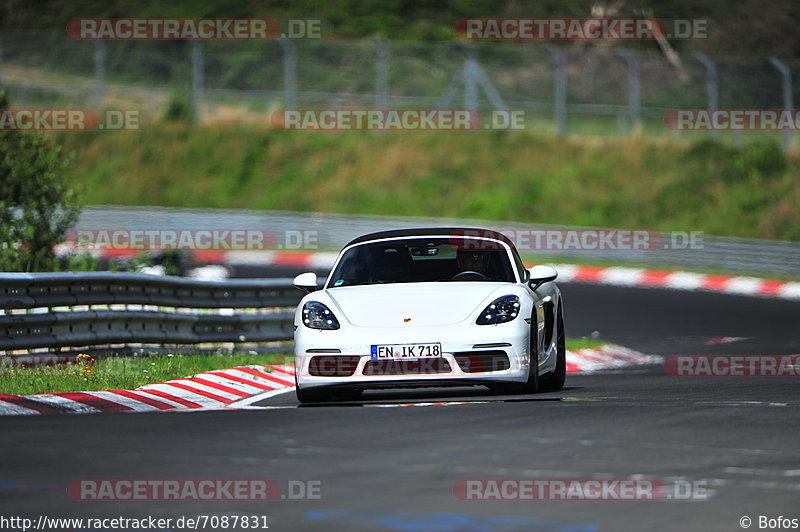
58,123 -> 800,241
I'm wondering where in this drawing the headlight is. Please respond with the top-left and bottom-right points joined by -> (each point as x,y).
476,295 -> 520,325
302,301 -> 340,330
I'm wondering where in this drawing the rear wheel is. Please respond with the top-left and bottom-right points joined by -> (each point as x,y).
539,304 -> 566,392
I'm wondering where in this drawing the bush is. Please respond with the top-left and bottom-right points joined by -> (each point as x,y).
0,92 -> 82,272
162,95 -> 194,123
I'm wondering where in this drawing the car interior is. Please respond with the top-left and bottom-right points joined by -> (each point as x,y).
329,239 -> 517,285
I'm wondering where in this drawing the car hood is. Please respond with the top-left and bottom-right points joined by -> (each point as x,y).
326,282 -> 513,327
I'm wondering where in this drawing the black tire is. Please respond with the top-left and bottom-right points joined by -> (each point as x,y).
539,303 -> 566,392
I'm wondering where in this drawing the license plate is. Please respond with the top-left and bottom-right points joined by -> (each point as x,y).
371,343 -> 442,360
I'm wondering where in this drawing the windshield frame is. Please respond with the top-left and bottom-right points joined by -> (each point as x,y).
324,234 -> 523,289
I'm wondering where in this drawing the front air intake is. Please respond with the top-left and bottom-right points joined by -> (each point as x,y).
454,350 -> 510,373
308,356 -> 360,377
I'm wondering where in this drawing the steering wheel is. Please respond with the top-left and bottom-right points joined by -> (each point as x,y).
450,270 -> 490,281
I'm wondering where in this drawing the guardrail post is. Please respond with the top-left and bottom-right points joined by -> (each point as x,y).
546,46 -> 567,137
191,41 -> 204,123
373,38 -> 389,109
695,53 -> 718,139
278,37 -> 297,110
769,57 -> 793,152
92,40 -> 105,109
618,49 -> 641,136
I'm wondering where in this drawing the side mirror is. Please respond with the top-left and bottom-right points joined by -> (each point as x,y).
293,272 -> 319,293
527,265 -> 558,291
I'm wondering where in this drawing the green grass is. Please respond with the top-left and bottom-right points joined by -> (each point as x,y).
0,352 -> 289,396
565,337 -> 608,350
57,124 -> 800,242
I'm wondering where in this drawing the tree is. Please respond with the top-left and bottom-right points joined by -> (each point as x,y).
0,92 -> 81,272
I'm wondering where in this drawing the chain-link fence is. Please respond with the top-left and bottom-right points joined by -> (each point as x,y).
1,31 -> 798,148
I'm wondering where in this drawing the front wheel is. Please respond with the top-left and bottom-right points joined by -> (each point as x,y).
539,304 -> 566,392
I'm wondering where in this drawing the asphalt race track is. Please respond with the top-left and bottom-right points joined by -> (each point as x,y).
1,282 -> 798,532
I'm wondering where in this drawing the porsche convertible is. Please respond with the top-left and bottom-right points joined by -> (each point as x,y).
291,228 -> 565,402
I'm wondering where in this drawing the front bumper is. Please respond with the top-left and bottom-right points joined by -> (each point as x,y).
294,321 -> 531,390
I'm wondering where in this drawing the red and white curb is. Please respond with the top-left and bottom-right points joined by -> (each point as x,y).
0,364 -> 295,416
550,264 -> 800,300
0,346 -> 660,415
565,344 -> 661,373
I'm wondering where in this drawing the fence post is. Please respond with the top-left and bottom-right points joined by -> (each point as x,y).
278,38 -> 297,110
92,40 -> 106,109
191,41 -> 204,123
618,48 -> 641,136
695,53 -> 718,139
436,43 -> 507,112
546,46 -> 567,137
462,44 -> 478,110
373,38 -> 389,108
769,57 -> 793,152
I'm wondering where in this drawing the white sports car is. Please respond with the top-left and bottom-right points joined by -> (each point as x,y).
292,228 -> 565,403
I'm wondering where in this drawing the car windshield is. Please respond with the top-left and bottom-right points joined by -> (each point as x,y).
327,237 -> 516,287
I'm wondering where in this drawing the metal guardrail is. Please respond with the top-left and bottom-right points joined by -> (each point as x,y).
0,272 -> 300,356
